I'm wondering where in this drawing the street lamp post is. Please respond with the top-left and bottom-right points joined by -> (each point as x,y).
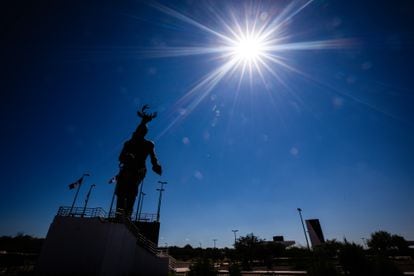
232,229 -> 239,247
156,181 -> 167,222
297,208 -> 310,250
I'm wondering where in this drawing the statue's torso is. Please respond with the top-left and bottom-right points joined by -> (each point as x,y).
120,138 -> 154,169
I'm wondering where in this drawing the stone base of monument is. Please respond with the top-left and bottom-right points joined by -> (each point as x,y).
37,207 -> 170,275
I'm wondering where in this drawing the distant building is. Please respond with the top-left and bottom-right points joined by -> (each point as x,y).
305,219 -> 325,247
260,235 -> 295,247
272,235 -> 295,247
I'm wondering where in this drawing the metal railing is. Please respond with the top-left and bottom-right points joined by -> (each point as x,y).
157,249 -> 177,271
106,210 -> 157,223
57,206 -> 107,218
135,213 -> 157,222
56,206 -> 159,255
122,217 -> 159,254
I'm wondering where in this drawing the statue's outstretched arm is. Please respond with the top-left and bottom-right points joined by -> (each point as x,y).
149,143 -> 162,175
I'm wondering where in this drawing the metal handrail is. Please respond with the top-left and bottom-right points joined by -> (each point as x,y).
57,206 -> 107,218
56,206 -> 159,255
122,217 -> 158,254
157,250 -> 177,270
135,213 -> 157,222
106,210 -> 157,223
59,207 -> 157,222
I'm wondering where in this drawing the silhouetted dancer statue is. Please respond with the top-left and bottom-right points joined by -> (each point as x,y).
115,105 -> 162,218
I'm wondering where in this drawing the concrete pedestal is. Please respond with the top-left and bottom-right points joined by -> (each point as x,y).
37,216 -> 169,275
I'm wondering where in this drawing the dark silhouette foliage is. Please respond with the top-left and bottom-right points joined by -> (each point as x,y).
0,234 -> 44,253
370,255 -> 404,276
169,244 -> 202,261
310,237 -> 405,276
0,234 -> 44,275
368,231 -> 409,256
188,258 -> 217,276
234,233 -> 263,270
228,262 -> 242,276
233,233 -> 287,269
164,231 -> 409,274
338,241 -> 371,276
307,257 -> 340,276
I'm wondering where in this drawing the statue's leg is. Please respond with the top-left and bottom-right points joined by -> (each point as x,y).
132,173 -> 146,219
122,197 -> 129,218
121,170 -> 141,219
115,195 -> 126,217
115,168 -> 131,217
125,195 -> 136,219
115,168 -> 146,219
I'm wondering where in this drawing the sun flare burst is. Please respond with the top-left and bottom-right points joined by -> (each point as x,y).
141,1 -> 354,137
232,36 -> 266,63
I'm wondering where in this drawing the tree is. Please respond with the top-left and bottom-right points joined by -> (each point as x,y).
313,239 -> 342,258
168,244 -> 199,260
367,231 -> 394,253
188,258 -> 217,276
234,233 -> 263,270
368,231 -> 409,255
338,241 -> 371,276
228,262 -> 242,276
307,240 -> 343,276
0,234 -> 44,253
391,234 -> 409,256
233,233 -> 286,269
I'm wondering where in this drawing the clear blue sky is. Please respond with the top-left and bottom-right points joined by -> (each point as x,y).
1,0 -> 414,248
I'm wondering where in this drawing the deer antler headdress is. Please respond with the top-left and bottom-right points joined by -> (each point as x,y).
137,104 -> 157,124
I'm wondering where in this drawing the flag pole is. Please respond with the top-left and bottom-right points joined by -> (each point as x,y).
81,184 -> 96,217
138,192 -> 146,220
69,173 -> 89,216
108,182 -> 117,219
69,182 -> 82,215
134,179 -> 144,221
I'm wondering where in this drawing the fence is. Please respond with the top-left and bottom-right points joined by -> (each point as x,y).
56,206 -> 158,254
57,206 -> 106,218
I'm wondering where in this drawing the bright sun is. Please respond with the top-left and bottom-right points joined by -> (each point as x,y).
147,1 -> 350,135
233,36 -> 265,62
